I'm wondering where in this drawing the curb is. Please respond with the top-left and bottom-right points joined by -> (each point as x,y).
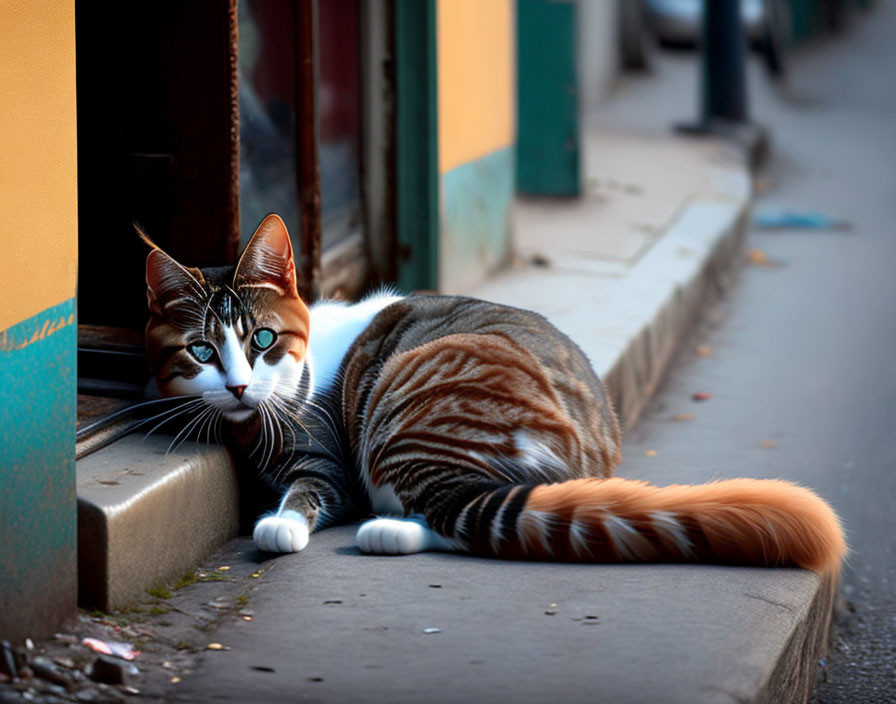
602,196 -> 749,428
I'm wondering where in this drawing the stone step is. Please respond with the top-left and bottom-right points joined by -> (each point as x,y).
76,435 -> 238,610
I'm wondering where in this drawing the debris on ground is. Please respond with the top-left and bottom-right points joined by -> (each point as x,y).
746,248 -> 781,268
530,253 -> 552,268
753,209 -> 851,231
692,392 -> 712,402
0,537 -> 265,703
80,640 -> 137,662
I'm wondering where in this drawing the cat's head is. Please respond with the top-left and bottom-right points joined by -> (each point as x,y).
145,214 -> 310,422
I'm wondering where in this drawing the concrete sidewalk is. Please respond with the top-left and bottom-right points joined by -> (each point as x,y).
69,57 -> 838,704
163,129 -> 831,702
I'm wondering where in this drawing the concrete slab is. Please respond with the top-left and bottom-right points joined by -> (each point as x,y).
171,528 -> 834,704
77,435 -> 239,610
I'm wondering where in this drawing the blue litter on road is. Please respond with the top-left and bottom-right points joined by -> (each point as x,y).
753,210 -> 851,230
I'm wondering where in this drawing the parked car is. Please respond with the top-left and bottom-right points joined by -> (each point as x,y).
645,0 -> 790,75
646,0 -> 768,45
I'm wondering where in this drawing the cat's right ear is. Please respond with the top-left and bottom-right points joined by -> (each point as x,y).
145,248 -> 206,318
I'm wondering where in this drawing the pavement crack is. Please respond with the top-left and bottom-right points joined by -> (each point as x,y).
742,592 -> 797,614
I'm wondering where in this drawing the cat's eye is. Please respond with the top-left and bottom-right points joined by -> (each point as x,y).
252,328 -> 277,351
187,342 -> 215,363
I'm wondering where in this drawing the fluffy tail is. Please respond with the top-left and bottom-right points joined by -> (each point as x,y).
460,477 -> 845,574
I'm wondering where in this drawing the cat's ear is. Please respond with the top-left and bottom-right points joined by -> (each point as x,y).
234,214 -> 298,297
145,248 -> 207,317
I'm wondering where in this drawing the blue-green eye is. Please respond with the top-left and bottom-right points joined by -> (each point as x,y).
187,342 -> 215,363
252,328 -> 277,350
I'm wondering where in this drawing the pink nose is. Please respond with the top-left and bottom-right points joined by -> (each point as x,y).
226,384 -> 247,400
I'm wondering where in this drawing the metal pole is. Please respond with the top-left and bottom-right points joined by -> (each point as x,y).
701,0 -> 748,125
677,0 -> 767,167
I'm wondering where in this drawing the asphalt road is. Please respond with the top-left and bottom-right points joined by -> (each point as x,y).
606,7 -> 896,700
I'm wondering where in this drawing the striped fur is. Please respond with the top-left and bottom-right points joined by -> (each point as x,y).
146,215 -> 846,575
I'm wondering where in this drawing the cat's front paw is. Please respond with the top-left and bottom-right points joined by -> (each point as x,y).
253,511 -> 310,553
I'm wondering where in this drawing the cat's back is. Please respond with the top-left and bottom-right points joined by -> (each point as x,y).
349,294 -> 583,367
341,295 -> 621,476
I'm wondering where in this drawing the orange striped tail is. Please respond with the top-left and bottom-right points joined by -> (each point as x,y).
463,477 -> 845,574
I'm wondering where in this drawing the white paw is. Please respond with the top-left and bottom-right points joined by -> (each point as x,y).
253,511 -> 310,553
356,517 -> 453,555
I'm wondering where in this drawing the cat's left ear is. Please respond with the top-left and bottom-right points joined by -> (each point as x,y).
234,214 -> 299,297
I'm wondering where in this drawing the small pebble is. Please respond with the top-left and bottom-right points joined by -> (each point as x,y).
87,655 -> 128,685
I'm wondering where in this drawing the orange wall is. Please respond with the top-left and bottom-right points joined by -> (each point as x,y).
437,0 -> 515,174
0,0 -> 78,332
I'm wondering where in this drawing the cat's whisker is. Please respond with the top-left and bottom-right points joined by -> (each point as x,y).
269,397 -> 298,451
268,402 -> 284,471
262,403 -> 279,472
266,399 -> 299,479
273,394 -> 340,449
268,396 -> 341,466
299,396 -> 342,441
260,403 -> 274,470
136,398 -> 206,439
202,407 -> 221,447
257,403 -> 271,470
166,405 -> 216,455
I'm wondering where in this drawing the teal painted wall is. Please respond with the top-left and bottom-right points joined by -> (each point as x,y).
516,0 -> 580,196
0,299 -> 77,640
440,146 -> 514,293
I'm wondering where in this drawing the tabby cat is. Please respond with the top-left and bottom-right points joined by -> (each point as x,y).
144,215 -> 845,573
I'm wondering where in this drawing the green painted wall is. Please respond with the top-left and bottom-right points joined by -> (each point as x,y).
394,0 -> 439,292
516,0 -> 580,196
0,299 -> 77,640
440,146 -> 514,293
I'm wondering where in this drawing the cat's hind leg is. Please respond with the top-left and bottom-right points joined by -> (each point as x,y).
357,515 -> 456,555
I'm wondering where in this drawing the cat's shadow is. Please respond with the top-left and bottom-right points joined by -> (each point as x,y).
333,545 -> 363,556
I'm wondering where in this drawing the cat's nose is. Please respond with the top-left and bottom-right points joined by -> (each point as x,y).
226,384 -> 247,400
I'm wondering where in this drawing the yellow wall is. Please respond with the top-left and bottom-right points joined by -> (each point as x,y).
437,0 -> 515,174
0,0 -> 78,332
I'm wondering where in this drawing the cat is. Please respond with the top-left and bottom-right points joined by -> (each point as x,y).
144,214 -> 846,573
